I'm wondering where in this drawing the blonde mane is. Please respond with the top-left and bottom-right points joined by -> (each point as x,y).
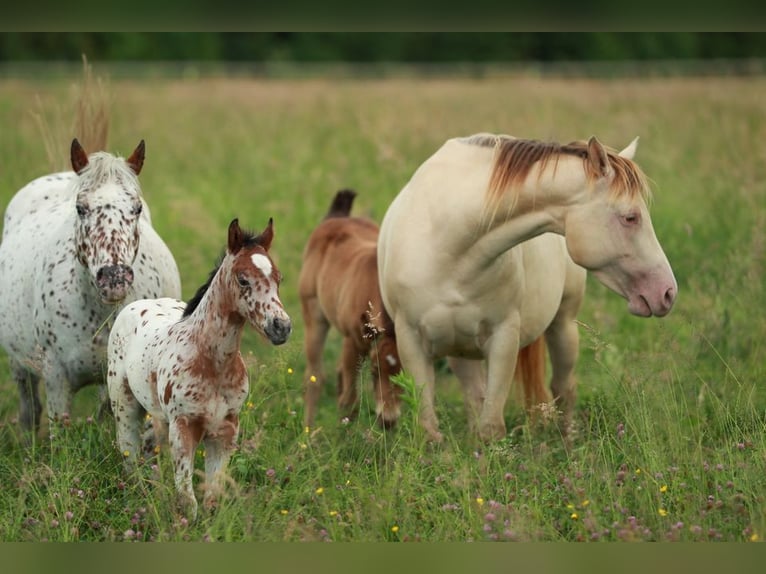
462,134 -> 652,216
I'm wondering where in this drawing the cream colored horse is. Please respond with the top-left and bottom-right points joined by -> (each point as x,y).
377,134 -> 677,443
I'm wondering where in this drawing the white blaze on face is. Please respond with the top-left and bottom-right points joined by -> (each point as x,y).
250,253 -> 272,276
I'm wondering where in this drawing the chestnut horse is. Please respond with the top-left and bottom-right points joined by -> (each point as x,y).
107,218 -> 291,520
299,189 -> 549,431
378,134 -> 677,443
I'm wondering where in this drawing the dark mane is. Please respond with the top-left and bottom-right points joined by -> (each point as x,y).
461,134 -> 651,212
181,226 -> 265,319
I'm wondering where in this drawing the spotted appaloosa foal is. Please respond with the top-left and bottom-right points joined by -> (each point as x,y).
107,218 -> 291,519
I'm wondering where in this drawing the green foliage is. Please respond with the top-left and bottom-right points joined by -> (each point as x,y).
3,33 -> 766,64
0,69 -> 764,541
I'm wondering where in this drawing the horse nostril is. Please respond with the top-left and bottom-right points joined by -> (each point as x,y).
663,286 -> 676,308
97,265 -> 135,288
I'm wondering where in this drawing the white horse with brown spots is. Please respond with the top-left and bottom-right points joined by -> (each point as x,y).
107,218 -> 291,520
0,139 -> 181,434
377,134 -> 677,443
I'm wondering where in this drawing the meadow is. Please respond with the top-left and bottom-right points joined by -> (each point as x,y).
0,67 -> 764,542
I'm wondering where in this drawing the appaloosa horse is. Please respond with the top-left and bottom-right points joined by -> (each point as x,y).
0,139 -> 181,434
107,218 -> 291,520
377,134 -> 677,443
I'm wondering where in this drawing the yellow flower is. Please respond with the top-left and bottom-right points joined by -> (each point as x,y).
750,533 -> 760,542
571,513 -> 579,520
566,503 -> 575,510
280,509 -> 288,515
304,426 -> 310,434
287,367 -> 294,374
329,510 -> 338,517
475,497 -> 484,506
581,499 -> 590,507
299,443 -> 307,449
310,375 -> 317,383
660,485 -> 668,493
391,525 -> 399,533
635,468 -> 642,475
246,401 -> 254,409
144,413 -> 152,421
315,487 -> 324,495
658,508 -> 668,517
153,445 -> 161,454
122,450 -> 130,458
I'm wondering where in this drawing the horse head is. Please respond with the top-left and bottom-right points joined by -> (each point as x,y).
563,137 -> 677,317
227,218 -> 292,345
71,138 -> 146,304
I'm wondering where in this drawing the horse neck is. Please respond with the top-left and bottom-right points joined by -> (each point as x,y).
465,158 -> 589,270
185,266 -> 245,359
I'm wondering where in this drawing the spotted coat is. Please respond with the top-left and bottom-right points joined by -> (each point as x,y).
107,218 -> 291,520
0,140 -> 182,433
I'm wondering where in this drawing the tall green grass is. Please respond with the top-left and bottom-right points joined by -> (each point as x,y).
0,72 -> 764,541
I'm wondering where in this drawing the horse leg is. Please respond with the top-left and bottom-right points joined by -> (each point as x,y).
42,361 -> 72,427
12,361 -> 42,436
544,264 -> 586,441
168,416 -> 200,521
109,376 -> 145,473
544,314 -> 580,440
477,321 -> 521,442
201,415 -> 238,513
336,337 -> 361,421
301,297 -> 330,429
395,323 -> 441,442
447,357 -> 486,434
371,345 -> 403,429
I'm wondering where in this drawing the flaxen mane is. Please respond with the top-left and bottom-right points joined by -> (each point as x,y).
461,134 -> 652,213
182,226 -> 265,319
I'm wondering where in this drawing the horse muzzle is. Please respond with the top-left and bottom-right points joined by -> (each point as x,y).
96,264 -> 135,304
265,316 -> 292,346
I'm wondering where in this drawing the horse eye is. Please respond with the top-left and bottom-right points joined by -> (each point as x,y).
76,203 -> 89,218
237,274 -> 250,287
132,203 -> 143,216
621,213 -> 640,227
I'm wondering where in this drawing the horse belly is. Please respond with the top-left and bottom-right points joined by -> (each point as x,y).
110,298 -> 186,413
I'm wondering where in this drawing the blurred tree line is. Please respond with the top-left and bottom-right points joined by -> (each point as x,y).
2,32 -> 765,62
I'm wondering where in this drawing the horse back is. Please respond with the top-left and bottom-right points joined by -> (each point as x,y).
300,216 -> 385,344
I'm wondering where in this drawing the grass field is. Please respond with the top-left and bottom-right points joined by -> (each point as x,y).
0,69 -> 764,542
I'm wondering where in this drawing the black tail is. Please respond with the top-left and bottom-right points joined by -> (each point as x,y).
325,189 -> 357,219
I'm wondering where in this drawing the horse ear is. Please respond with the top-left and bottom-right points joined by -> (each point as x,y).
228,218 -> 244,253
71,138 -> 89,174
618,136 -> 639,160
259,218 -> 274,251
126,140 -> 146,175
587,136 -> 611,178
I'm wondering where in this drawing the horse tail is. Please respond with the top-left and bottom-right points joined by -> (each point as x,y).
30,54 -> 110,172
73,54 -> 110,154
515,335 -> 550,411
325,189 -> 357,219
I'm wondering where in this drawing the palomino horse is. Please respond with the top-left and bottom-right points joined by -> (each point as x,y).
300,189 -> 550,432
0,139 -> 181,434
107,218 -> 291,520
377,134 -> 677,443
